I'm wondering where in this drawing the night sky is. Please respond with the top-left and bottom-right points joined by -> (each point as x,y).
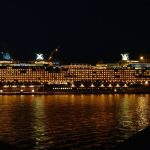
0,0 -> 150,64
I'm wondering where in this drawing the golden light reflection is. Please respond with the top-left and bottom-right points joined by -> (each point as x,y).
0,95 -> 150,149
32,96 -> 47,149
136,96 -> 149,129
118,95 -> 132,128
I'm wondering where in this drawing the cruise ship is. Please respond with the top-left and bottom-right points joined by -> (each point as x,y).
0,50 -> 150,94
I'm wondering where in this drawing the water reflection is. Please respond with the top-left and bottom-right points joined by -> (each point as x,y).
32,96 -> 47,150
0,94 -> 150,149
136,95 -> 150,129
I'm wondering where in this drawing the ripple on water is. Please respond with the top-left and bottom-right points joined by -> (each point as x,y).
0,94 -> 150,150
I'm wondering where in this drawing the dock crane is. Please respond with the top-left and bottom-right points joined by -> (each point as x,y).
48,47 -> 59,61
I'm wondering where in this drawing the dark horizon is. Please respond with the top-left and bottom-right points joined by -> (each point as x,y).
0,47 -> 149,65
0,1 -> 150,63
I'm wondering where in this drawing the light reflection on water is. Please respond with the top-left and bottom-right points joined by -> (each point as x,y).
0,94 -> 150,150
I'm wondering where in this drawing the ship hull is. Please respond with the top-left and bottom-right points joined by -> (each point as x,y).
0,84 -> 150,94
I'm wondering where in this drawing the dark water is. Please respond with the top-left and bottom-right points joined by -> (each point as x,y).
0,94 -> 150,150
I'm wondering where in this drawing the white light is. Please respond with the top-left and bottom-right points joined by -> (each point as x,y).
12,85 -> 17,88
20,89 -> 23,92
29,85 -> 34,87
71,84 -> 75,87
32,89 -> 34,92
145,81 -> 149,85
108,84 -> 112,87
0,90 -> 3,93
91,84 -> 95,87
3,85 -> 9,88
80,84 -> 84,87
21,85 -> 26,87
140,56 -> 144,60
100,84 -> 105,87
116,84 -> 120,87
36,53 -> 44,60
121,53 -> 129,60
123,84 -> 128,87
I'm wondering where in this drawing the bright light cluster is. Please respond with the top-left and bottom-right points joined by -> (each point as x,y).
36,53 -> 44,60
121,53 -> 129,61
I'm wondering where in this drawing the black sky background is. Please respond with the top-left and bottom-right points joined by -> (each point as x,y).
0,0 -> 150,64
